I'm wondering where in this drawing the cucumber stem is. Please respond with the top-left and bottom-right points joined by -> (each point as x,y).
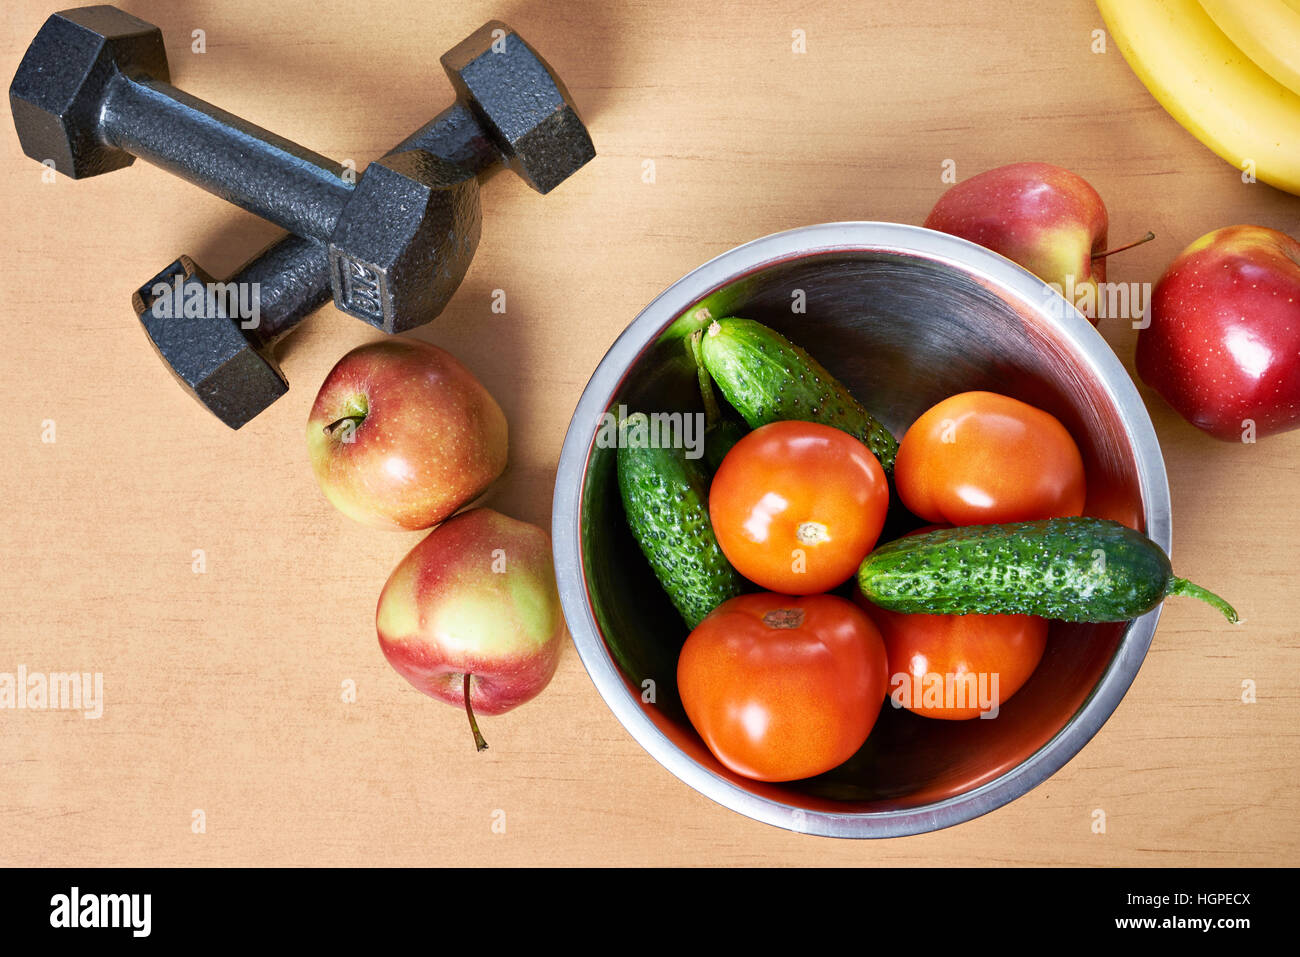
1167,578 -> 1239,623
688,330 -> 723,430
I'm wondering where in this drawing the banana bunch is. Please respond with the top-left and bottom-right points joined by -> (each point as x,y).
1097,0 -> 1300,195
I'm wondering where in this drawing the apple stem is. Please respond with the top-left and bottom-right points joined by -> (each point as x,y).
1092,231 -> 1156,261
323,414 -> 365,436
464,673 -> 488,752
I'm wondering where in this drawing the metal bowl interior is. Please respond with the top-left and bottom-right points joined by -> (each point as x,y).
553,222 -> 1170,837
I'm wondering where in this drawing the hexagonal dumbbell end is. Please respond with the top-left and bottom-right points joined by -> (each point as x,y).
132,257 -> 287,429
9,5 -> 168,178
327,149 -> 481,333
442,21 -> 595,195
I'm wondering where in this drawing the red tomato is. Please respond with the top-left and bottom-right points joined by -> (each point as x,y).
856,597 -> 1048,721
894,391 -> 1086,525
678,593 -> 889,782
708,421 -> 889,594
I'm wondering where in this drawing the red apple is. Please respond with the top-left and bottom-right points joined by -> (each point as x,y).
1137,225 -> 1300,442
924,161 -> 1110,322
307,339 -> 507,530
376,508 -> 566,750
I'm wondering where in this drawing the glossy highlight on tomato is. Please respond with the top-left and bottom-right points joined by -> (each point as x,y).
708,421 -> 889,594
895,391 -> 1086,525
677,593 -> 889,782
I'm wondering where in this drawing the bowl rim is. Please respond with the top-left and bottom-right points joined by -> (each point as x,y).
552,221 -> 1172,839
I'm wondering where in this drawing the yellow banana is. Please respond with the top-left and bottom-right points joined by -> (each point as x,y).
1097,0 -> 1300,195
1199,0 -> 1300,97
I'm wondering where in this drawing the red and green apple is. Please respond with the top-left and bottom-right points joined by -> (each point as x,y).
376,508 -> 567,750
924,161 -> 1111,322
307,339 -> 508,530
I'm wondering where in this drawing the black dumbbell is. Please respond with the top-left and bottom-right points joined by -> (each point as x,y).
10,4 -> 482,330
129,21 -> 595,429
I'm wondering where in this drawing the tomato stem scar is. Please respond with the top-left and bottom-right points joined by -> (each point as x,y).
763,609 -> 805,629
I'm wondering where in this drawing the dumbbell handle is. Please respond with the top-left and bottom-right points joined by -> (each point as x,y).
239,234 -> 332,346
101,71 -> 353,240
139,95 -> 510,346
234,104 -> 510,346
393,102 -> 503,176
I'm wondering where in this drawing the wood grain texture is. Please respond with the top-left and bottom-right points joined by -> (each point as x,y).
1,0 -> 1297,867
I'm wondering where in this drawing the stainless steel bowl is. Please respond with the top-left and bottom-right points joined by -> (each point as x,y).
552,222 -> 1170,838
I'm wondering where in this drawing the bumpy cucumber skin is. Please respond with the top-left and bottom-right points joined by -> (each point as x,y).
617,419 -> 746,628
700,317 -> 899,471
857,519 -> 1173,622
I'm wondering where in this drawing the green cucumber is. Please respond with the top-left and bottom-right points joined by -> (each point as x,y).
698,316 -> 899,471
857,518 -> 1238,623
617,414 -> 746,628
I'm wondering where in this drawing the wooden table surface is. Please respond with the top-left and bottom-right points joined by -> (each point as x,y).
2,0 -> 1297,867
